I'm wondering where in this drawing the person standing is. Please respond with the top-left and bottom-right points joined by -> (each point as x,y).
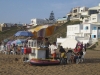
59,46 -> 66,64
83,44 -> 86,51
49,42 -> 57,60
12,44 -> 16,55
43,38 -> 51,59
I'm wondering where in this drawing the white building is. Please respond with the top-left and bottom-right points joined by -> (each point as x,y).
31,18 -> 48,26
82,3 -> 100,24
30,11 -> 56,26
67,23 -> 100,40
67,6 -> 88,21
88,3 -> 100,15
57,3 -> 100,49
90,14 -> 100,23
57,23 -> 100,49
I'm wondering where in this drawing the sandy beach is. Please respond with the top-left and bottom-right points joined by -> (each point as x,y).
0,50 -> 100,75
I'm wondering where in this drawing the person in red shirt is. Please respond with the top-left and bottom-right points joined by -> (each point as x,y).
77,46 -> 81,52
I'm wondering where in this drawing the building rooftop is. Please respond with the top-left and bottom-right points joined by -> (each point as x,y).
57,18 -> 67,21
89,3 -> 100,10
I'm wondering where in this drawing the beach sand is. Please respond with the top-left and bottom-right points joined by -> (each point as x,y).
0,50 -> 100,75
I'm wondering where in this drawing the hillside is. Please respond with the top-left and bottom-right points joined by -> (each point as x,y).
0,21 -> 81,42
0,26 -> 26,42
48,20 -> 82,42
1,21 -> 100,50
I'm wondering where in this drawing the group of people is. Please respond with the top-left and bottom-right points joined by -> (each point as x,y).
0,43 -> 22,55
0,40 -> 28,55
42,38 -> 86,64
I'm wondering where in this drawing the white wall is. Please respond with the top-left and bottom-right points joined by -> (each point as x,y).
67,24 -> 83,38
57,38 -> 67,43
90,14 -> 100,23
61,38 -> 78,49
67,23 -> 100,39
83,18 -> 90,23
31,18 -> 48,26
79,7 -> 88,13
78,39 -> 89,44
90,14 -> 98,23
97,14 -> 100,23
81,11 -> 88,16
72,7 -> 80,13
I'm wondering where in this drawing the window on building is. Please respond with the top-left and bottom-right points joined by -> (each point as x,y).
74,15 -> 77,17
88,10 -> 98,15
73,9 -> 77,13
85,20 -> 89,22
81,10 -> 83,12
92,18 -> 96,20
85,26 -> 88,30
91,35 -> 96,38
32,21 -> 34,23
94,35 -> 96,38
98,27 -> 100,30
93,27 -> 97,30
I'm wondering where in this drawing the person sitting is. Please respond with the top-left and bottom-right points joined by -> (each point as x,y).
49,42 -> 57,60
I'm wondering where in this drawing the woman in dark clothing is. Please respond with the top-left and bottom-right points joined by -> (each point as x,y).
59,46 -> 66,64
43,38 -> 51,59
59,46 -> 66,53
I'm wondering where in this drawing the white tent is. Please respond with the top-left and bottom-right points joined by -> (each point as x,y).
61,38 -> 78,49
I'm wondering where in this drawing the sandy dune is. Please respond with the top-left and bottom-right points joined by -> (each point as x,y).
0,50 -> 100,75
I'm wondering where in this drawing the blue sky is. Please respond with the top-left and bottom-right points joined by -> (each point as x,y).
0,0 -> 100,24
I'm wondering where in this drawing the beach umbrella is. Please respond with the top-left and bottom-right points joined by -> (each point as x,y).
6,40 -> 13,45
14,31 -> 33,37
11,39 -> 26,45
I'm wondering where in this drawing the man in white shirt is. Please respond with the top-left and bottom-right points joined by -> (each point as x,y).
49,42 -> 57,60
